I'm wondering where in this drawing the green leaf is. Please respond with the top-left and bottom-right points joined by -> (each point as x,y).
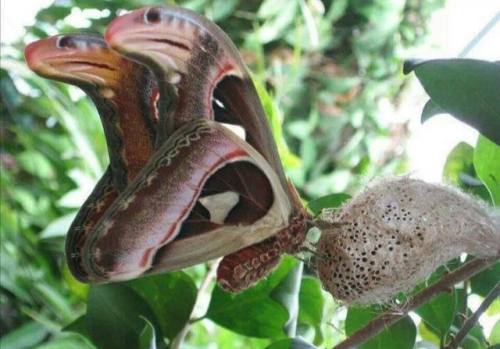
490,320 -> 500,345
474,136 -> 500,205
488,299 -> 500,316
207,257 -> 298,338
36,334 -> 95,349
204,0 -> 239,22
86,284 -> 158,349
408,59 -> 500,145
40,212 -> 77,238
418,320 -> 441,345
450,322 -> 488,349
253,75 -> 301,170
345,307 -> 416,349
64,315 -> 92,340
257,0 -> 299,43
127,272 -> 197,341
0,321 -> 48,349
416,291 -> 456,336
443,142 -> 475,185
17,150 -> 55,179
33,283 -> 75,322
298,277 -> 324,344
307,193 -> 351,215
138,317 -> 157,349
470,262 -> 500,297
271,262 -> 303,336
421,99 -> 445,123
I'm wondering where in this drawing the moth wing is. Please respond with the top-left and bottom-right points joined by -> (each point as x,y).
79,119 -> 292,282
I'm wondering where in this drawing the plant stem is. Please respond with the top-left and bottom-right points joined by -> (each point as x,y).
170,261 -> 219,349
444,281 -> 500,349
333,256 -> 498,349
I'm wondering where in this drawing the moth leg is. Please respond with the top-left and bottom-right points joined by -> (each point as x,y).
217,211 -> 310,292
217,236 -> 283,292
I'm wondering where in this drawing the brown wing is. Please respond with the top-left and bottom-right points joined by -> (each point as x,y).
25,34 -> 159,281
78,119 -> 292,282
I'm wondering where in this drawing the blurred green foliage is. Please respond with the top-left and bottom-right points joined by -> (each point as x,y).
3,0 -> 499,348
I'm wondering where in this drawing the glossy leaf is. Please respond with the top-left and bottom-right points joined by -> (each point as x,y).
127,272 -> 197,341
64,315 -> 92,340
421,99 -> 445,123
207,257 -> 298,338
271,262 -> 303,336
474,136 -> 500,205
345,307 -> 416,349
298,277 -> 324,342
470,262 -> 500,297
406,59 -> 500,145
443,142 -> 475,186
86,284 -> 158,349
416,291 -> 456,336
138,317 -> 157,349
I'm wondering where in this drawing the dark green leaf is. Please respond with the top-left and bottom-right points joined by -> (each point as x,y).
86,284 -> 158,349
307,193 -> 351,215
471,262 -> 500,297
416,291 -> 456,336
0,70 -> 22,111
127,272 -> 197,341
409,59 -> 500,145
345,307 -> 416,349
421,99 -> 445,123
207,257 -> 298,338
139,317 -> 157,349
474,136 -> 500,205
450,322 -> 488,349
64,315 -> 92,340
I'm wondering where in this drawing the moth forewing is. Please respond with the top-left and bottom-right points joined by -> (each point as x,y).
146,122 -> 292,274
80,120 -> 291,281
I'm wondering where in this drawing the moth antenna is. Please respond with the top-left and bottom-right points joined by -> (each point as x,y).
300,245 -> 320,256
293,255 -> 309,264
314,222 -> 350,234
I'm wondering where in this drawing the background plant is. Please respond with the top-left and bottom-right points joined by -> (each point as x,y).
1,0 -> 499,348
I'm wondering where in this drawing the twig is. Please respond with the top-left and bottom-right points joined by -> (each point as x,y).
333,256 -> 498,349
170,260 -> 219,349
444,281 -> 500,349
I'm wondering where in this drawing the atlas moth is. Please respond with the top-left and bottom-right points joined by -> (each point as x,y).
26,6 -> 312,292
315,177 -> 500,305
25,6 -> 499,301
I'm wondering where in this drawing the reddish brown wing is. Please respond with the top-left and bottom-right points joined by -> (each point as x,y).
78,119 -> 292,282
25,34 -> 159,281
105,6 -> 310,290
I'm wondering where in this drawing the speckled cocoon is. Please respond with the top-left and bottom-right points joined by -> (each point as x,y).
315,177 -> 499,305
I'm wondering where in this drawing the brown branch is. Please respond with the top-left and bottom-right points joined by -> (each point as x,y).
333,256 -> 499,349
444,281 -> 500,349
